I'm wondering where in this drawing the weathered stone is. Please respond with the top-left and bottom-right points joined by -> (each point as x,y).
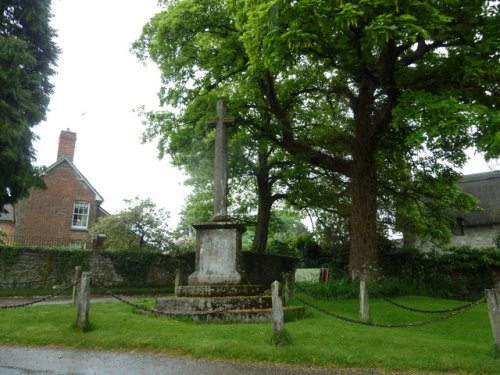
76,272 -> 91,330
272,281 -> 284,344
188,222 -> 245,286
486,288 -> 500,349
157,295 -> 272,312
177,284 -> 267,297
359,278 -> 369,323
72,266 -> 82,305
206,100 -> 234,221
174,268 -> 182,297
0,249 -> 297,289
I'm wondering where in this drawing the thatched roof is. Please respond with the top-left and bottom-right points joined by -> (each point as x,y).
455,170 -> 500,226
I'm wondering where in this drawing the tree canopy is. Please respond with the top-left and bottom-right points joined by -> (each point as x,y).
134,0 -> 499,276
89,197 -> 173,251
0,0 -> 59,209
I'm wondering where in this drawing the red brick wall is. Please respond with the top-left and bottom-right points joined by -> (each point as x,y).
57,130 -> 77,162
0,221 -> 15,236
14,160 -> 98,242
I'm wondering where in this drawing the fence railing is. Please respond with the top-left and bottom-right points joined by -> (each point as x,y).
1,234 -> 91,249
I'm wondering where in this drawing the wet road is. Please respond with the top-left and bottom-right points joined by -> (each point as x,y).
0,346 -> 384,375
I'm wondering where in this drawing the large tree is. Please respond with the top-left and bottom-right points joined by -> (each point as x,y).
0,0 -> 59,210
135,0 -> 498,276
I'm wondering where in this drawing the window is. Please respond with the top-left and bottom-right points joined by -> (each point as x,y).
69,241 -> 86,249
72,201 -> 90,229
451,218 -> 465,236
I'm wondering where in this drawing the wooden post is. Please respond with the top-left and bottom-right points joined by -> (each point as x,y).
486,289 -> 500,349
72,266 -> 82,305
283,273 -> 293,305
76,272 -> 91,331
174,268 -> 182,297
359,277 -> 369,323
272,280 -> 284,345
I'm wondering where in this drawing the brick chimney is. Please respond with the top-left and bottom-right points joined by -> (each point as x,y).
57,129 -> 77,162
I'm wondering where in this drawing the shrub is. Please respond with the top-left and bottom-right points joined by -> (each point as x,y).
379,246 -> 500,299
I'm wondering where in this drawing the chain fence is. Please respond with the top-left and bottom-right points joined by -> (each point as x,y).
294,284 -> 359,301
0,281 -> 79,309
92,282 -> 226,318
295,293 -> 486,328
371,291 -> 483,314
91,281 -> 272,319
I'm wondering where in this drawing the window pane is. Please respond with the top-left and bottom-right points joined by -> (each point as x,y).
72,201 -> 89,228
70,241 -> 86,249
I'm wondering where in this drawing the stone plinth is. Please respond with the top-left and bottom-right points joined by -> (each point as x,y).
155,283 -> 306,323
188,221 -> 245,286
157,295 -> 272,312
177,285 -> 267,297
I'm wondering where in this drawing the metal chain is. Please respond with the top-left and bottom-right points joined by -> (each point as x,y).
0,281 -> 79,309
294,294 -> 486,328
295,285 -> 359,301
372,292 -> 483,314
92,283 -> 232,318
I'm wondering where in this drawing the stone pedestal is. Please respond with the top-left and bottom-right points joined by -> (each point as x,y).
188,221 -> 246,286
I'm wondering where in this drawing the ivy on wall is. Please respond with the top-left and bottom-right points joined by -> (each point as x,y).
110,250 -> 160,282
0,248 -> 20,277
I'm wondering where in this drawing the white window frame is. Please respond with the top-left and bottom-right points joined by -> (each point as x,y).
69,240 -> 86,250
72,201 -> 90,229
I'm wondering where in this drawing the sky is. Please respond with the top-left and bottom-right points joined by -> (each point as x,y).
34,0 -> 191,226
33,0 -> 495,228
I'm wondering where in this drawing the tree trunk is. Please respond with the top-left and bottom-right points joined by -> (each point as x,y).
252,164 -> 273,253
349,94 -> 378,279
349,144 -> 379,280
252,191 -> 272,253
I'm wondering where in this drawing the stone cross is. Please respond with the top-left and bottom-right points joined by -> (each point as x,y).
207,100 -> 234,220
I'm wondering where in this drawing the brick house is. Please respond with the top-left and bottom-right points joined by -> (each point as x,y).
0,130 -> 108,248
450,170 -> 500,248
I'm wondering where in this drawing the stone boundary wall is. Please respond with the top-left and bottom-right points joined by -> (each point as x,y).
0,248 -> 297,288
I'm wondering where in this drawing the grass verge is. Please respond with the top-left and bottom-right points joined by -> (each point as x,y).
0,294 -> 498,374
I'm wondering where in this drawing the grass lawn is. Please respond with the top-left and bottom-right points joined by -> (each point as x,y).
0,294 -> 498,374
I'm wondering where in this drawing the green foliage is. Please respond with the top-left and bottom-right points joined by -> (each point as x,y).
296,278 -> 359,300
51,250 -> 89,279
302,245 -> 500,300
0,228 -> 7,245
378,246 -> 500,299
0,247 -> 90,281
495,232 -> 500,248
0,247 -> 19,277
170,235 -> 196,256
134,0 -> 499,274
90,197 -> 173,251
110,250 -> 159,283
262,212 -> 309,257
0,0 -> 59,208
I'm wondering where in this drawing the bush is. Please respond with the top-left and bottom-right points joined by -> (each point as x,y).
299,245 -> 500,301
379,246 -> 500,299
